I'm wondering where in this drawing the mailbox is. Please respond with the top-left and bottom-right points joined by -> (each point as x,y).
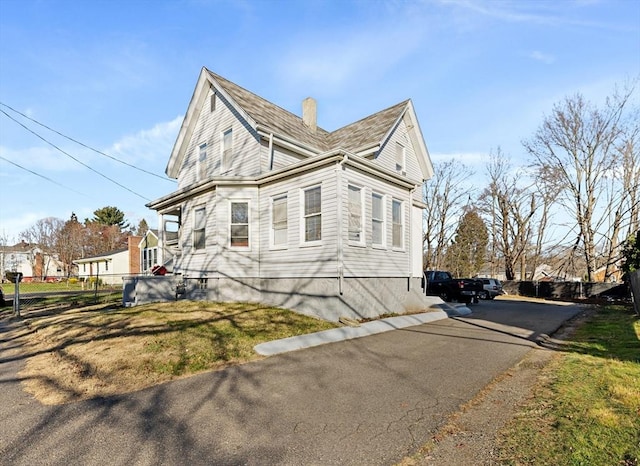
5,271 -> 23,283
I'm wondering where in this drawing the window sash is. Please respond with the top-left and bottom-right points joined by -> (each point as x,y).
303,186 -> 321,242
272,195 -> 288,246
194,207 -> 206,250
392,199 -> 403,248
230,201 -> 249,247
372,193 -> 384,246
348,185 -> 363,242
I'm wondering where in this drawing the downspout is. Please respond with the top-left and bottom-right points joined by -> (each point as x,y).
336,154 -> 348,295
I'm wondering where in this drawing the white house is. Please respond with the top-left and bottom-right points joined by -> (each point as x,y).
75,236 -> 143,285
1,241 -> 65,282
132,67 -> 438,321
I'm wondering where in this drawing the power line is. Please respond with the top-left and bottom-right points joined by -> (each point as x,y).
0,108 -> 151,201
0,154 -> 87,197
0,101 -> 175,183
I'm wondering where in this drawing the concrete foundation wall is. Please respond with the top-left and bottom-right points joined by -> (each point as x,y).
125,275 -> 442,322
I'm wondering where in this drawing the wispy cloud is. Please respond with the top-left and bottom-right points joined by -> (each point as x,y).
277,15 -> 426,93
108,116 -> 182,163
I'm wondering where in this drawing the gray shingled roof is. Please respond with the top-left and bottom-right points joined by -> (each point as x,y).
207,69 -> 408,154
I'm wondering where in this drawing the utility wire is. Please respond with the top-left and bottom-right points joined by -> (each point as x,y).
0,108 -> 151,201
0,101 -> 175,183
0,154 -> 87,197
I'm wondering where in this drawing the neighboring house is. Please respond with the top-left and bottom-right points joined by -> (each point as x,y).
75,236 -> 142,285
0,241 -> 65,282
139,229 -> 161,274
132,67 -> 437,321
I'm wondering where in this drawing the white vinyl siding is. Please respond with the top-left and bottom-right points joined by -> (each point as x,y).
348,184 -> 364,245
301,185 -> 322,245
222,128 -> 233,172
230,201 -> 249,248
271,194 -> 288,247
373,119 -> 422,183
371,192 -> 385,247
392,199 -> 404,249
193,205 -> 206,251
176,90 -> 262,189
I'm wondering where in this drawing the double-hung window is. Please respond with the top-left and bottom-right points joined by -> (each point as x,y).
197,143 -> 207,181
371,192 -> 385,247
392,199 -> 403,249
348,184 -> 364,244
302,185 -> 321,244
193,206 -> 206,251
230,201 -> 249,248
222,128 -> 233,172
271,194 -> 288,247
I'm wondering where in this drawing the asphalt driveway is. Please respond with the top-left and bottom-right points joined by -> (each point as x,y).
0,298 -> 583,465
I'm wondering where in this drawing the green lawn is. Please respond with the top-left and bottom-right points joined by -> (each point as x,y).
498,305 -> 640,465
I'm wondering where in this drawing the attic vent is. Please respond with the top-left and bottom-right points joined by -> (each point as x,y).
302,97 -> 317,132
210,93 -> 216,112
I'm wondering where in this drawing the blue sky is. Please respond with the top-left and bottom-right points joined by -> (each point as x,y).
0,0 -> 638,243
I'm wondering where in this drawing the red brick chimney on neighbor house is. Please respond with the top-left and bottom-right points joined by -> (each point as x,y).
128,236 -> 141,274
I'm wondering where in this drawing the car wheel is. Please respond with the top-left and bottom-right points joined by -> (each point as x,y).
480,291 -> 489,300
439,291 -> 449,302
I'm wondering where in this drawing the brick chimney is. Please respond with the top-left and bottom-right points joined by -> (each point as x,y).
302,97 -> 317,132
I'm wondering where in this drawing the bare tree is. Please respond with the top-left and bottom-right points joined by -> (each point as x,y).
20,217 -> 64,279
523,84 -> 637,281
423,159 -> 474,270
479,149 -> 540,280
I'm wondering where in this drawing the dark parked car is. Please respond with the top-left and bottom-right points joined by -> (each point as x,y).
479,278 -> 503,300
423,270 -> 484,304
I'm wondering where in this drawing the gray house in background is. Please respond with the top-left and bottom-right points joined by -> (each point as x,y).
130,67 -> 438,321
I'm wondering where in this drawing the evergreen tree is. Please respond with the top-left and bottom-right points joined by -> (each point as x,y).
621,230 -> 640,278
91,206 -> 129,230
136,219 -> 149,236
445,209 -> 488,278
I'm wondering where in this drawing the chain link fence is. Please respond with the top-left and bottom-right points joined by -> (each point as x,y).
1,274 -> 125,317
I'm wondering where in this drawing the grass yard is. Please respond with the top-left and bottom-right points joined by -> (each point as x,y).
497,305 -> 640,465
2,300 -> 337,405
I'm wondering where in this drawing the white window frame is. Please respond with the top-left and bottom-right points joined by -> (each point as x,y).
197,143 -> 207,181
193,205 -> 206,252
392,198 -> 404,250
300,185 -> 322,246
371,192 -> 386,248
347,184 -> 365,246
395,142 -> 406,174
221,128 -> 233,172
229,200 -> 250,249
270,193 -> 288,249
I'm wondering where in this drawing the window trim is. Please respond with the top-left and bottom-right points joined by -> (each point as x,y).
229,199 -> 250,250
371,191 -> 386,249
300,184 -> 322,246
392,198 -> 404,250
193,205 -> 206,252
270,193 -> 288,250
347,183 -> 365,246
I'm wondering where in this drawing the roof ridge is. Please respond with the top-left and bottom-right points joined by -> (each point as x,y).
329,99 -> 410,135
205,68 -> 330,135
